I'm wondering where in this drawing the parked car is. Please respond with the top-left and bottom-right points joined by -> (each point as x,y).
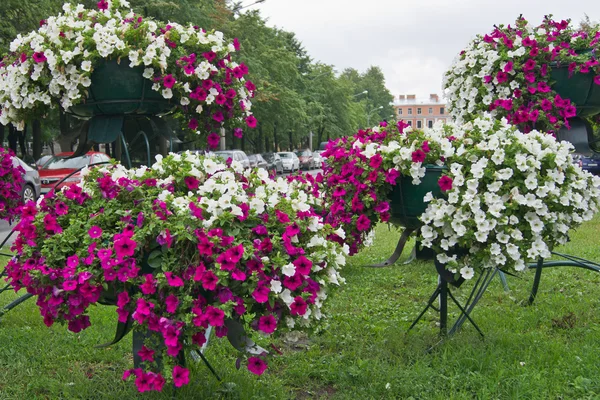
573,152 -> 600,175
277,152 -> 300,173
295,149 -> 316,170
13,156 -> 41,203
313,149 -> 326,169
247,154 -> 268,170
39,151 -> 112,194
213,150 -> 250,169
262,152 -> 284,174
36,155 -> 53,168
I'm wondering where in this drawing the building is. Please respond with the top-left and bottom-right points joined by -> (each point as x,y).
393,94 -> 450,129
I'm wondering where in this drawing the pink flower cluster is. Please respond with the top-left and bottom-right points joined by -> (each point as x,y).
0,148 -> 25,221
6,155 -> 344,392
320,121 -> 450,253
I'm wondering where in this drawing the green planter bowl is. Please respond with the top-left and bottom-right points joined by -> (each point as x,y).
551,63 -> 600,117
68,60 -> 175,118
388,165 -> 445,229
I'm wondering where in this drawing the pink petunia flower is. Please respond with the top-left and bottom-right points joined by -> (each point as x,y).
247,357 -> 268,375
172,366 -> 190,388
88,225 -> 102,239
163,74 -> 176,89
258,315 -> 277,334
207,132 -> 220,148
438,175 -> 453,192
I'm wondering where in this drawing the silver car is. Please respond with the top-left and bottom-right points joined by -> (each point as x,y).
213,150 -> 250,169
277,152 -> 300,173
13,156 -> 41,203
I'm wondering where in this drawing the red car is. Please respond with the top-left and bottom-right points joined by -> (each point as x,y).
39,152 -> 111,194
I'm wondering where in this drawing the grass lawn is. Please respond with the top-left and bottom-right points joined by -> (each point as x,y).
1,219 -> 599,399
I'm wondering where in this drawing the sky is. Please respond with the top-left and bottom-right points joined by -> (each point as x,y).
244,0 -> 600,102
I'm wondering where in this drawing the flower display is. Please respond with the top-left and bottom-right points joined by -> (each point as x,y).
419,116 -> 600,277
321,115 -> 600,279
6,152 -> 347,392
443,16 -> 600,133
320,120 -> 448,254
0,0 -> 256,143
0,147 -> 24,221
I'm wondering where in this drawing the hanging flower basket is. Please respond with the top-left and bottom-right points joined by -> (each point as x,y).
388,165 -> 444,229
443,15 -> 600,133
7,153 -> 347,392
0,0 -> 257,143
68,60 -> 174,118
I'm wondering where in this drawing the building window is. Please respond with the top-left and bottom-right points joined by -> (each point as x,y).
428,120 -> 433,128
440,107 -> 445,115
408,108 -> 412,115
398,108 -> 402,115
417,120 -> 422,128
428,107 -> 433,114
407,121 -> 412,126
417,108 -> 422,115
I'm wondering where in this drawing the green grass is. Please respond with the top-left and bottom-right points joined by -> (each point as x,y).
1,220 -> 600,399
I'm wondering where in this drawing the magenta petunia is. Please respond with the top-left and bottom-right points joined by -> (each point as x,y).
205,306 -> 225,327
163,74 -> 176,89
97,0 -> 108,10
356,214 -> 371,231
438,175 -> 453,192
165,294 -> 179,313
207,132 -> 220,149
245,115 -> 257,128
137,345 -> 155,362
247,357 -> 268,375
188,118 -> 199,131
32,51 -> 47,63
88,225 -> 102,238
233,128 -> 243,138
258,315 -> 277,334
165,272 -> 184,287
172,366 -> 190,388
411,149 -> 426,163
290,296 -> 308,316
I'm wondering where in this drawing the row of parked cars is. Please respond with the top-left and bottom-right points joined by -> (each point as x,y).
210,149 -> 326,173
11,148 -> 329,203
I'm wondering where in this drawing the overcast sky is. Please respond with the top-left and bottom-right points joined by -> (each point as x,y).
244,0 -> 599,101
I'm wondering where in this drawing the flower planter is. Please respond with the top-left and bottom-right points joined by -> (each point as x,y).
68,60 -> 174,118
551,65 -> 600,117
388,165 -> 445,229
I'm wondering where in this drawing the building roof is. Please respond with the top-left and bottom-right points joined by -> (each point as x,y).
393,97 -> 446,106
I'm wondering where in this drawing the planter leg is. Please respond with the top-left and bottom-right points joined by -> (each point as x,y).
528,258 -> 544,306
365,227 -> 415,268
439,278 -> 448,336
0,293 -> 33,318
407,283 -> 441,332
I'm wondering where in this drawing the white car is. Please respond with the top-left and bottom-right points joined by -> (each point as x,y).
277,152 -> 300,173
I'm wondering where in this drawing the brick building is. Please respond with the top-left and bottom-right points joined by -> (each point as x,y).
393,94 -> 450,129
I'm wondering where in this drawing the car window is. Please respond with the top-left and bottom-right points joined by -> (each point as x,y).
278,153 -> 292,158
43,155 -> 92,170
94,154 -> 111,164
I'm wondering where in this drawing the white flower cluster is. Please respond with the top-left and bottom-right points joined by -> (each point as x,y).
419,117 -> 600,278
0,0 -> 253,129
443,37 -> 521,125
